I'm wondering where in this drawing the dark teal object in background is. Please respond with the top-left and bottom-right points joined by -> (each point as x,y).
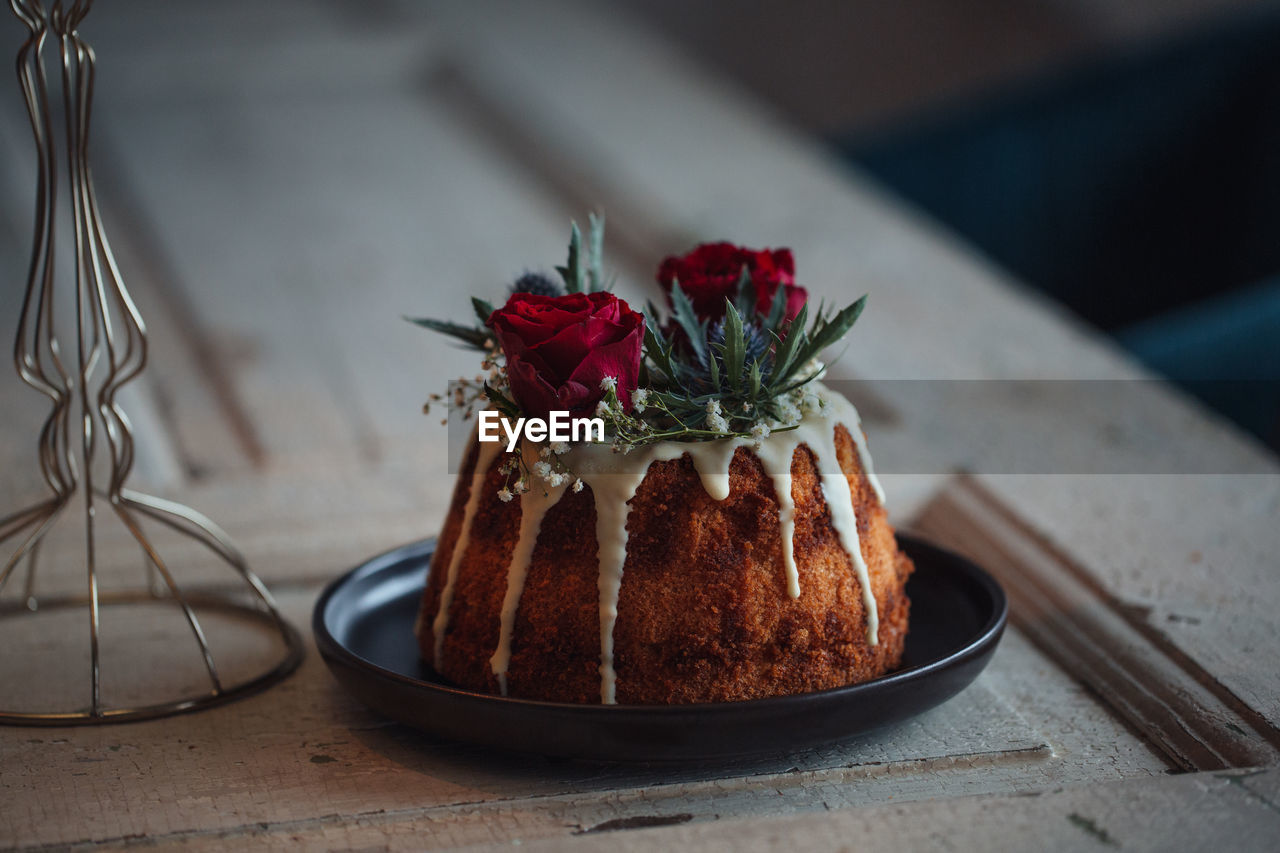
839,8 -> 1280,446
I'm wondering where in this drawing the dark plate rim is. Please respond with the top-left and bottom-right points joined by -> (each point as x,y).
312,533 -> 1008,718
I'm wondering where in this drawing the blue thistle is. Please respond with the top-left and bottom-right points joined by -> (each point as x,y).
511,272 -> 564,298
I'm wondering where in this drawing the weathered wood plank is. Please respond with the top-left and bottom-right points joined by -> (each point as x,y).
90,87 -> 633,479
473,767 -> 1280,853
0,583 -> 1174,850
914,474 -> 1280,770
0,585 -> 1034,848
978,472 -> 1280,727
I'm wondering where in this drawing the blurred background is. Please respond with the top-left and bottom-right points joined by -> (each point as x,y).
1,0 -> 1278,454
623,0 -> 1280,447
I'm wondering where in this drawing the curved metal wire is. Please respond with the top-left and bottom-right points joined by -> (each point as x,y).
1,0 -> 304,725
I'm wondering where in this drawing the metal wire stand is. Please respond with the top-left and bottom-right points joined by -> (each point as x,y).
0,0 -> 303,725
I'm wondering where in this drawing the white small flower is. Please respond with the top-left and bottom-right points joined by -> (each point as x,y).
533,461 -> 552,479
631,388 -> 649,413
550,441 -> 570,455
705,398 -> 729,431
572,478 -> 585,493
599,375 -> 618,392
514,478 -> 530,495
548,472 -> 566,487
750,422 -> 772,441
776,397 -> 801,426
595,400 -> 611,417
497,487 -> 514,502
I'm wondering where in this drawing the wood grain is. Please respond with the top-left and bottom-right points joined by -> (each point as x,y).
0,592 -> 1051,849
914,474 -> 1280,771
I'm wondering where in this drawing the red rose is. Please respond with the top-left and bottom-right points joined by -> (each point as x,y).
657,242 -> 808,323
489,291 -> 645,419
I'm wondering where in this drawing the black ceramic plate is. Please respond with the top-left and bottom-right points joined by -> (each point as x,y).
313,535 -> 1006,762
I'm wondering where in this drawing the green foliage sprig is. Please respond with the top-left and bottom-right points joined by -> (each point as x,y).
410,218 -> 869,462
405,214 -> 609,351
634,271 -> 866,440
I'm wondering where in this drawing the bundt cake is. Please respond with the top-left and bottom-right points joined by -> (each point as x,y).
415,391 -> 912,704
409,222 -> 913,704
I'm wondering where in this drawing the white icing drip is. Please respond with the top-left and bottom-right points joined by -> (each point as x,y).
490,442 -> 567,696
568,442 -> 688,704
819,470 -> 880,646
684,437 -> 743,501
432,438 -> 503,670
820,385 -> 886,504
748,437 -> 802,598
590,482 -> 632,705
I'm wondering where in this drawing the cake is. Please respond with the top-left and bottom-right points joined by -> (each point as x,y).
410,221 -> 912,705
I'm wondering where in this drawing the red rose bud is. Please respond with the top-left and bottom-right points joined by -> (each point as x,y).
489,291 -> 645,420
656,242 -> 808,323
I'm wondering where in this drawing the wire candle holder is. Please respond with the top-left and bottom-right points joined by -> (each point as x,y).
0,0 -> 303,724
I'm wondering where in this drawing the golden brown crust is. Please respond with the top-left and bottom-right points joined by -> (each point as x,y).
417,423 -> 913,704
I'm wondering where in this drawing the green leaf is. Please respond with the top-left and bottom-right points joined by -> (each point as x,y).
643,324 -> 675,382
722,299 -> 745,392
770,301 -> 808,383
405,316 -> 490,350
748,359 -> 763,397
557,221 -> 585,293
764,283 -> 789,330
733,265 -> 757,320
793,294 -> 866,367
668,281 -> 708,364
587,213 -> 605,292
484,383 -> 523,419
471,297 -> 495,325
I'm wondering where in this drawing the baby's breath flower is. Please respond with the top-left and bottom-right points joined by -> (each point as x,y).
750,422 -> 772,441
706,398 -> 730,433
599,375 -> 618,392
550,441 -> 570,455
548,471 -> 566,487
497,487 -> 514,503
595,399 -> 611,417
631,388 -> 649,413
776,398 -> 801,426
572,478 -> 585,492
533,461 -> 552,479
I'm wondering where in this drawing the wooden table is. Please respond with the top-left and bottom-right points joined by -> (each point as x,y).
2,2 -> 1278,849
